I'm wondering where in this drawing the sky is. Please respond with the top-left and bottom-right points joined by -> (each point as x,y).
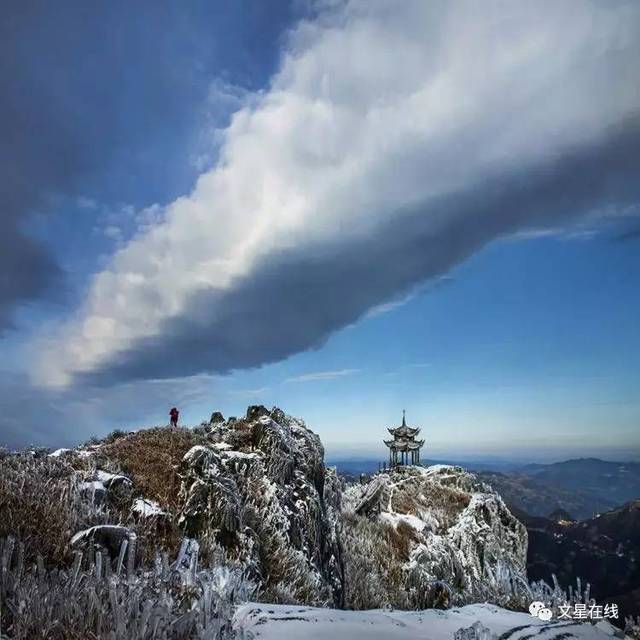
1,0 -> 639,463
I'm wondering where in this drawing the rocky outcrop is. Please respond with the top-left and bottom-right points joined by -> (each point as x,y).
209,411 -> 225,425
342,464 -> 528,609
59,407 -> 527,614
176,408 -> 343,606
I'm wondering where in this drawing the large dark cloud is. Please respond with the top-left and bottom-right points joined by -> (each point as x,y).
0,0 -> 297,330
79,119 -> 640,384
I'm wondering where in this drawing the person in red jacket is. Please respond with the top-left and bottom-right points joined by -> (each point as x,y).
169,407 -> 179,427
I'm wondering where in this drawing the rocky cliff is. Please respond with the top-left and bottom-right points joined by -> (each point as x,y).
341,463 -> 529,609
174,408 -> 343,606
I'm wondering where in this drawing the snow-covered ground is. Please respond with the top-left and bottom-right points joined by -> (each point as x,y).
233,603 -> 625,639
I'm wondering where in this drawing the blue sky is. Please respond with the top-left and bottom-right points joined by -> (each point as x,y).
1,0 -> 639,462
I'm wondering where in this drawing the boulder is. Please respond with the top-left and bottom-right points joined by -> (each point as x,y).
71,524 -> 136,561
209,411 -> 225,425
246,405 -> 270,421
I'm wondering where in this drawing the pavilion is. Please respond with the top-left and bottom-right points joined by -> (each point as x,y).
383,410 -> 425,467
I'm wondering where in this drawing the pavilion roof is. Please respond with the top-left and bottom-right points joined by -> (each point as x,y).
387,425 -> 421,438
384,438 -> 425,451
387,410 -> 421,438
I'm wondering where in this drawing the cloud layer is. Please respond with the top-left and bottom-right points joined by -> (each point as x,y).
1,0 -> 293,330
36,0 -> 640,387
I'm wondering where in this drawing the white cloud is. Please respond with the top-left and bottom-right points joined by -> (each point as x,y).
35,0 -> 640,387
285,369 -> 360,383
102,225 -> 123,241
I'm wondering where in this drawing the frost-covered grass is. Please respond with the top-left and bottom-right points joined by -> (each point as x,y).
0,535 -> 253,640
0,450 -> 186,567
0,452 -> 108,565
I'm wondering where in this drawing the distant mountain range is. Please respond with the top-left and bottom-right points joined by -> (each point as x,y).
475,471 -> 600,520
331,457 -> 640,521
515,499 -> 640,620
519,457 -> 640,508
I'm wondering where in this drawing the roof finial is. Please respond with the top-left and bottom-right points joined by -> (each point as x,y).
402,409 -> 406,426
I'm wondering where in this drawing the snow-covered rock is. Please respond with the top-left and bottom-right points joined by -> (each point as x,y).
131,497 -> 167,518
71,524 -> 136,558
48,448 -> 71,457
92,469 -> 133,501
176,406 -> 344,606
342,464 -> 528,609
95,469 -> 132,489
232,602 -> 625,640
79,480 -> 107,504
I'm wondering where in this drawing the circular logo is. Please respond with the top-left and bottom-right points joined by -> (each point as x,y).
538,607 -> 553,621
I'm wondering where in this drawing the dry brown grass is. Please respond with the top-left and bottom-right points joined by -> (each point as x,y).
225,420 -> 255,451
341,512 -> 411,609
0,455 -> 106,565
385,520 -> 420,562
391,481 -> 470,531
97,427 -> 208,509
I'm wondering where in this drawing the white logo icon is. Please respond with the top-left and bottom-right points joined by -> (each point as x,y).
529,601 -> 553,621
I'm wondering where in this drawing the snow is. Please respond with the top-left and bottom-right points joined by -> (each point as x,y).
232,603 -> 624,639
222,451 -> 260,460
379,511 -> 427,532
211,442 -> 233,451
95,470 -> 131,485
48,448 -> 71,457
132,497 -> 167,517
80,480 -> 106,492
423,464 -> 457,473
70,524 -> 133,547
183,445 -> 215,463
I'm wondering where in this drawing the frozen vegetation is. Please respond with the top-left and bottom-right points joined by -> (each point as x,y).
0,407 -> 636,638
0,535 -> 251,640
